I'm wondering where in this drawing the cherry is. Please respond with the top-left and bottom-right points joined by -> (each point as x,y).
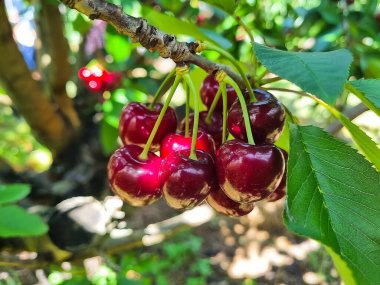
207,185 -> 255,217
160,130 -> 215,158
267,149 -> 288,202
216,140 -> 285,203
119,102 -> 177,150
180,111 -> 223,148
107,145 -> 162,206
160,149 -> 215,210
200,74 -> 237,112
228,89 -> 285,144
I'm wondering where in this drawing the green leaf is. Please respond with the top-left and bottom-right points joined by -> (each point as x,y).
253,43 -> 352,104
308,95 -> 380,171
142,6 -> 232,50
105,26 -> 132,62
100,119 -> 119,155
0,205 -> 48,237
0,184 -> 30,204
346,79 -> 380,117
324,246 -> 356,285
72,14 -> 92,34
201,0 -> 238,15
285,124 -> 380,284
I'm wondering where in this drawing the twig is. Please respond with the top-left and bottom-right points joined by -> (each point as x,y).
58,0 -> 245,88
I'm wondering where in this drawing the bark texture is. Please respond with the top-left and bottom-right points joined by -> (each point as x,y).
60,0 -> 245,87
0,2 -> 74,153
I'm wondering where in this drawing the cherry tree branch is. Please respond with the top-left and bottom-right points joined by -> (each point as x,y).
327,103 -> 368,134
0,2 -> 76,154
59,0 -> 245,88
36,0 -> 81,130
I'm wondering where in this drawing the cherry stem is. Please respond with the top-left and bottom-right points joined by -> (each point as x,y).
184,81 -> 190,137
139,74 -> 182,160
149,69 -> 176,109
205,87 -> 222,124
260,76 -> 282,85
223,76 -> 255,145
220,82 -> 228,143
183,73 -> 199,160
204,43 -> 256,102
234,16 -> 258,74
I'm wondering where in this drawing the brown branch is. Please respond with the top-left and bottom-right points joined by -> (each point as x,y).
0,2 -> 75,154
59,0 -> 245,88
327,103 -> 369,134
36,0 -> 81,130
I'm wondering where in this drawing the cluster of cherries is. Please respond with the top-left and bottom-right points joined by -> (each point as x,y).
78,64 -> 122,93
107,73 -> 288,217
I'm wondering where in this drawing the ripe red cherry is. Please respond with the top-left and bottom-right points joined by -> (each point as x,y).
78,67 -> 92,80
200,74 -> 237,112
207,185 -> 255,217
160,149 -> 215,210
107,145 -> 162,206
119,102 -> 177,150
160,130 -> 215,158
267,149 -> 288,202
228,89 -> 285,144
180,111 -> 223,148
216,140 -> 285,203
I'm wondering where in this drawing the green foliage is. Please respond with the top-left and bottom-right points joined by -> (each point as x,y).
0,184 -> 48,237
0,184 -> 30,204
310,96 -> 380,171
253,43 -> 352,104
201,0 -> 238,15
0,205 -> 48,237
285,124 -> 380,285
141,6 -> 232,49
347,79 -> 380,117
105,26 -> 133,63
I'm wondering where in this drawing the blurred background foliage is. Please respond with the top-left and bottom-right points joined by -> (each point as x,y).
0,0 -> 379,284
2,0 -> 379,170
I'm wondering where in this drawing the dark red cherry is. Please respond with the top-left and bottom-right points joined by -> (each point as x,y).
227,89 -> 285,144
160,130 -> 215,158
180,111 -> 223,148
267,149 -> 288,202
207,185 -> 255,217
216,140 -> 285,203
160,149 -> 215,210
102,72 -> 123,91
200,74 -> 237,112
119,102 -> 177,150
107,145 -> 162,206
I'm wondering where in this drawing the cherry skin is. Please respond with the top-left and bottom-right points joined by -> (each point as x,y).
119,102 -> 177,151
160,130 -> 215,158
200,74 -> 237,112
160,149 -> 215,210
267,149 -> 288,202
228,89 -> 285,144
216,140 -> 285,203
180,111 -> 223,148
107,145 -> 162,206
207,185 -> 255,217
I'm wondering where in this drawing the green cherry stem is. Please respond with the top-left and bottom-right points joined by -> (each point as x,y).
184,81 -> 190,137
183,73 -> 200,160
223,75 -> 255,145
149,69 -> 176,109
139,74 -> 182,160
205,87 -> 222,124
220,82 -> 228,143
203,42 -> 256,102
